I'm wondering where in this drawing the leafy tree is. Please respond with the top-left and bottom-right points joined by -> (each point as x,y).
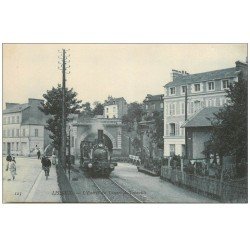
209,74 -> 247,177
151,111 -> 164,149
82,102 -> 93,118
39,84 -> 82,153
122,102 -> 144,131
93,102 -> 104,116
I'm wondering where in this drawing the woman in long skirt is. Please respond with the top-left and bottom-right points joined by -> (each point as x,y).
8,158 -> 17,181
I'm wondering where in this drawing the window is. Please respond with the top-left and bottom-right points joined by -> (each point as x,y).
145,104 -> 148,110
169,144 -> 175,156
12,142 -> 15,150
35,129 -> 39,137
152,104 -> 156,110
71,136 -> 74,147
170,87 -> 176,95
222,79 -> 230,89
3,117 -> 6,124
23,129 -> 26,137
12,116 -> 15,123
7,117 -> 10,124
181,102 -> 185,115
207,81 -> 215,91
3,142 -> 6,151
190,102 -> 194,114
181,85 -> 186,94
194,83 -> 200,92
170,123 -> 175,136
169,103 -> 176,116
16,142 -> 19,151
3,130 -> 6,137
12,129 -> 15,137
16,116 -> 20,123
7,130 -> 10,137
16,129 -> 19,137
160,102 -> 163,109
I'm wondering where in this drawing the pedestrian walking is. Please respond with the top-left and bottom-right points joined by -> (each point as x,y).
5,154 -> 12,171
37,149 -> 41,159
52,154 -> 57,166
6,158 -> 17,181
41,156 -> 51,180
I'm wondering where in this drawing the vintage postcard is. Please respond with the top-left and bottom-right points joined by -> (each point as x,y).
2,43 -> 248,203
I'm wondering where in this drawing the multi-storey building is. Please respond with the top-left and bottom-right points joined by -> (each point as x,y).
143,94 -> 164,116
163,61 -> 248,157
2,98 -> 51,156
104,97 -> 128,119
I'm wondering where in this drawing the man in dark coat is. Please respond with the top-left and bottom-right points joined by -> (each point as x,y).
37,149 -> 41,159
41,156 -> 51,180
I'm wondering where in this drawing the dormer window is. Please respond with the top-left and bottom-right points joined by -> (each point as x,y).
194,83 -> 200,92
222,79 -> 231,89
170,87 -> 176,95
207,81 -> 215,91
181,85 -> 186,95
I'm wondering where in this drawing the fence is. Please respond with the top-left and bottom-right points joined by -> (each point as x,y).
161,166 -> 248,203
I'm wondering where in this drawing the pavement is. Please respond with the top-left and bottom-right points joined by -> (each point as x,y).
2,157 -> 61,203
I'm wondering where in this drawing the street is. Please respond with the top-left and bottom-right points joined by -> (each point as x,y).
2,157 -> 61,203
2,157 -> 216,203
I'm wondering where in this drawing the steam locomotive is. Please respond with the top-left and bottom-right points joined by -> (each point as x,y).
80,130 -> 117,177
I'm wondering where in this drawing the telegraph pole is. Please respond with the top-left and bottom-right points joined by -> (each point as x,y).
58,49 -> 70,171
185,85 -> 188,158
62,49 -> 66,171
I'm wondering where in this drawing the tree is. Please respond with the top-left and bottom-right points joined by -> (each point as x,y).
122,102 -> 144,131
151,111 -> 164,149
82,102 -> 93,118
39,84 -> 82,152
93,102 -> 104,116
209,74 -> 247,177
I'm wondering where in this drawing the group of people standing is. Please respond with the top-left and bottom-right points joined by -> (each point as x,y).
5,154 -> 17,181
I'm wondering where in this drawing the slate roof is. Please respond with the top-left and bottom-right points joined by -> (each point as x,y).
105,97 -> 126,105
144,94 -> 164,102
165,67 -> 238,88
182,107 -> 223,128
3,103 -> 30,114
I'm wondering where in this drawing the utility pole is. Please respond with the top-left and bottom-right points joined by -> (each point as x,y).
58,49 -> 70,171
68,129 -> 71,180
185,85 -> 188,159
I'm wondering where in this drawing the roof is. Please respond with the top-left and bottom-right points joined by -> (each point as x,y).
165,67 -> 238,88
3,103 -> 30,114
104,97 -> 126,105
182,107 -> 223,128
144,94 -> 164,102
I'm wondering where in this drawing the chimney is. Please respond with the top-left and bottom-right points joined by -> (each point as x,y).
98,129 -> 104,143
171,69 -> 189,81
235,60 -> 248,80
6,103 -> 19,109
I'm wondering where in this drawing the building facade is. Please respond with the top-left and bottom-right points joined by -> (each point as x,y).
104,97 -> 128,119
2,98 -> 51,156
143,94 -> 164,116
163,61 -> 248,157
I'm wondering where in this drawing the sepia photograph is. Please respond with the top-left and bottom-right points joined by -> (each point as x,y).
2,43 -> 248,203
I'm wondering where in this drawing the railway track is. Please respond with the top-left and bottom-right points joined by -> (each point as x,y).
90,177 -> 143,203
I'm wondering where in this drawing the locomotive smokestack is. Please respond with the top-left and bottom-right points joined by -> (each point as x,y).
98,129 -> 104,143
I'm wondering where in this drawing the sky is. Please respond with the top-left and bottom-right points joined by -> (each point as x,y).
3,44 -> 247,108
